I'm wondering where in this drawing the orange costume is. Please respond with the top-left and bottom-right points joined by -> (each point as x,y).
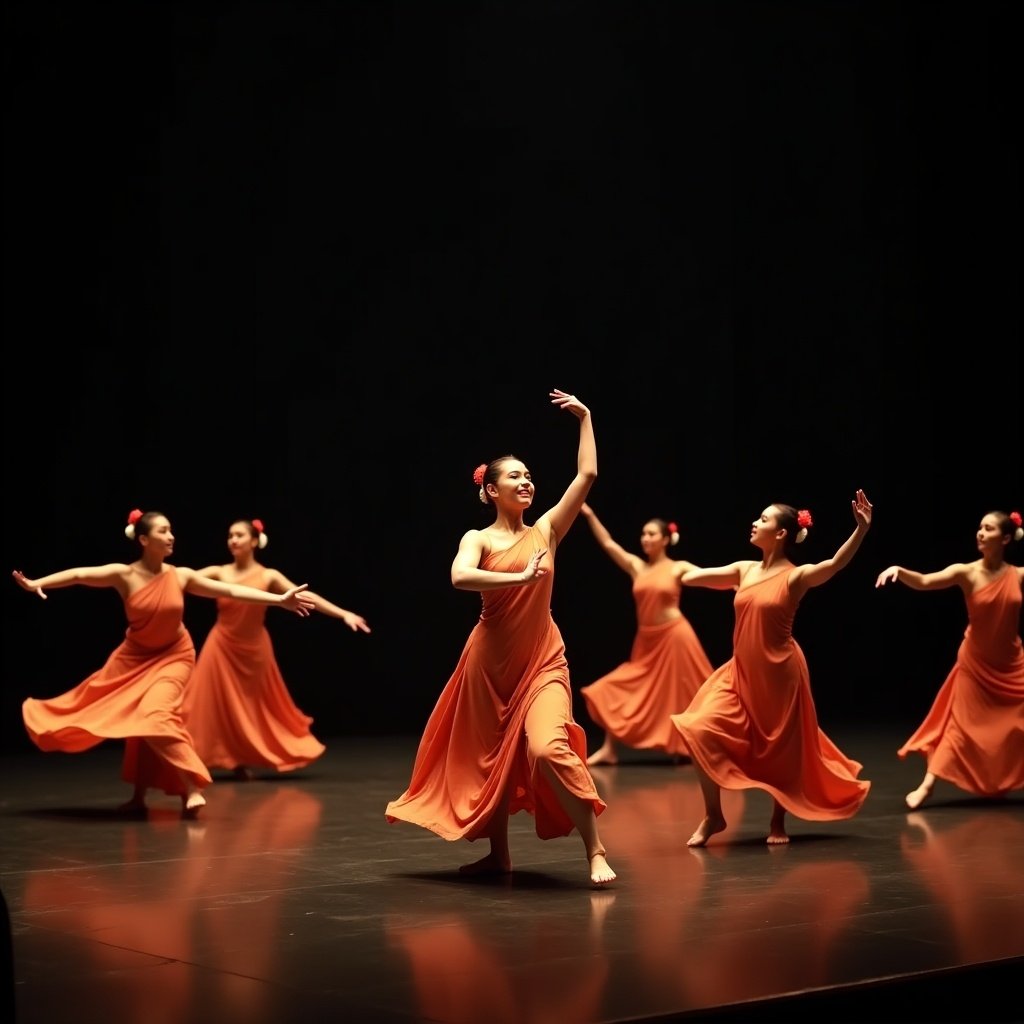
21,569 -> 211,797
182,567 -> 325,773
670,570 -> 869,820
580,559 -> 713,756
386,526 -> 606,841
898,567 -> 1024,796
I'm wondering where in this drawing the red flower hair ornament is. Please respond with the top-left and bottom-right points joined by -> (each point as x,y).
795,508 -> 813,545
473,464 -> 489,505
124,508 -> 144,540
667,521 -> 680,547
1010,510 -> 1023,541
252,518 -> 269,550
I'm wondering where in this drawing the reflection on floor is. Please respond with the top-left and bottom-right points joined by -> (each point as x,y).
2,727 -> 1021,1023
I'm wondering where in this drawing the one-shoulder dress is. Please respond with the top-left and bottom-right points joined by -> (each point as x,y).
580,558 -> 713,756
898,567 -> 1024,796
386,526 -> 606,841
22,569 -> 212,797
182,566 -> 325,773
670,569 -> 870,820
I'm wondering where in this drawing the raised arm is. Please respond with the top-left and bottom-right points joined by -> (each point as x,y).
541,389 -> 597,544
580,504 -> 644,576
792,489 -> 873,594
12,564 -> 131,600
177,567 -> 315,616
875,563 -> 970,591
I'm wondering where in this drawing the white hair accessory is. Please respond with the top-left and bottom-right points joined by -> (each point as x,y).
795,528 -> 808,544
252,519 -> 269,549
125,508 -> 143,540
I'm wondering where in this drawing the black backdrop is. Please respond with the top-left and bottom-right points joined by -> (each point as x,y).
3,2 -> 1020,756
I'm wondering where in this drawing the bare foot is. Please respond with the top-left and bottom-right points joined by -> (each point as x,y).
586,744 -> 618,767
766,829 -> 790,845
687,815 -> 726,848
905,785 -> 931,810
182,791 -> 207,819
459,851 -> 512,876
590,853 -> 616,887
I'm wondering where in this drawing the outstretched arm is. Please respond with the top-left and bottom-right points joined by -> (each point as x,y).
580,504 -> 643,576
178,567 -> 315,616
12,564 -> 130,600
875,563 -> 969,591
542,389 -> 597,543
451,529 -> 550,592
792,489 -> 873,593
681,562 -> 748,590
265,569 -> 371,632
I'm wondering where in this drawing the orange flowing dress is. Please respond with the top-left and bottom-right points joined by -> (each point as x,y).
580,558 -> 713,756
670,569 -> 869,820
898,567 -> 1024,796
386,526 -> 606,841
21,569 -> 211,797
182,566 -> 325,773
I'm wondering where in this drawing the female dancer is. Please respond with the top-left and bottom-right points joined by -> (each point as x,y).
876,509 -> 1024,808
578,504 -> 714,765
183,517 -> 370,779
15,509 -> 314,815
671,493 -> 874,846
386,389 -> 615,886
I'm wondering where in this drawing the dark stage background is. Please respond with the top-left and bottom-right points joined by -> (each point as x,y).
3,2 -> 1020,758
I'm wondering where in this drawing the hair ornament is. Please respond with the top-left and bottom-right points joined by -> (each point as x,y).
124,508 -> 144,540
795,508 -> 813,545
667,521 -> 680,547
473,463 -> 489,504
252,518 -> 269,550
1010,510 -> 1023,542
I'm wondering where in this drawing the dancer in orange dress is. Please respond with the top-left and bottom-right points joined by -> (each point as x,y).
876,509 -> 1024,809
15,509 -> 315,816
183,517 -> 370,779
578,504 -> 714,765
386,389 -> 615,887
671,492 -> 874,847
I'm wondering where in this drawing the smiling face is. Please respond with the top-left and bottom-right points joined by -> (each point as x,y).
140,515 -> 175,560
486,459 -> 535,510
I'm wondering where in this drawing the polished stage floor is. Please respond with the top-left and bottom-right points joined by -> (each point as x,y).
2,726 -> 1021,1024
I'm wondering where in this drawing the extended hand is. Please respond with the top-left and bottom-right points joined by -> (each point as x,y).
521,548 -> 550,584
875,566 -> 900,588
550,389 -> 589,419
852,489 -> 873,528
282,583 -> 316,616
343,611 -> 371,633
12,570 -> 46,600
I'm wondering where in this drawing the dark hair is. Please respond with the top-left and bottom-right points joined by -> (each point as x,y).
478,455 -> 520,506
771,503 -> 804,557
647,518 -> 674,541
986,510 -> 1023,542
129,510 -> 167,541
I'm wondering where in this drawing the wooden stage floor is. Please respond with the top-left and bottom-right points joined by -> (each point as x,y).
2,726 -> 1021,1023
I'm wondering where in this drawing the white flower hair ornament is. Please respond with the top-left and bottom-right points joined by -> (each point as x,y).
124,508 -> 144,540
667,521 -> 680,547
1010,511 -> 1023,542
252,518 -> 269,549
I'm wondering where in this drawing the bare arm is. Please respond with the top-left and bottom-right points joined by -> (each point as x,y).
12,564 -> 131,600
538,390 -> 597,546
681,562 -> 749,590
451,529 -> 550,592
264,569 -> 371,632
790,489 -> 873,595
875,563 -> 971,591
580,504 -> 643,576
177,567 -> 315,616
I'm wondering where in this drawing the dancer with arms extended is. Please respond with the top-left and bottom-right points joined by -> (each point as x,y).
578,504 -> 714,765
671,492 -> 874,847
183,517 -> 371,779
386,389 -> 615,886
15,509 -> 315,816
876,509 -> 1024,809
